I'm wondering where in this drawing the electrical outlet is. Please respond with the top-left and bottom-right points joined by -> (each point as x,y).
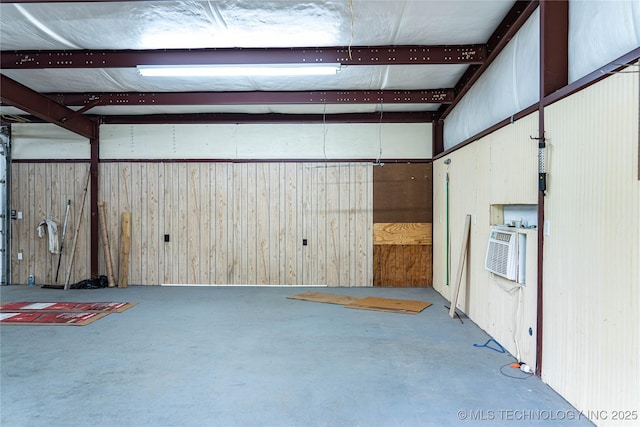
17,211 -> 22,220
473,214 -> 477,224
17,252 -> 22,260
544,220 -> 551,236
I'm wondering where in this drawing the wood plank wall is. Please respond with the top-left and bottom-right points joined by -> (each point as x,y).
11,161 -> 373,286
97,162 -> 373,286
10,162 -> 91,285
372,163 -> 433,287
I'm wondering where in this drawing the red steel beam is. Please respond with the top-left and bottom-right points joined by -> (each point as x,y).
0,74 -> 97,139
45,89 -> 454,106
535,0 -> 568,379
1,45 -> 486,69
0,0 -> 196,2
437,1 -> 539,122
540,0 -> 568,97
98,111 -> 436,125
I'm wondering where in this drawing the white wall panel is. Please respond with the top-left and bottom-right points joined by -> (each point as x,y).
100,123 -> 431,160
443,9 -> 539,149
569,0 -> 640,82
434,112 -> 539,367
11,124 -> 89,159
543,69 -> 639,424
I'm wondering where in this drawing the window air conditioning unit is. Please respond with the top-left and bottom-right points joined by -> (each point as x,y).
485,227 -> 526,284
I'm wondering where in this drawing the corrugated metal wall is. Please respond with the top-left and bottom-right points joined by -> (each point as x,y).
433,112 -> 539,366
543,70 -> 639,419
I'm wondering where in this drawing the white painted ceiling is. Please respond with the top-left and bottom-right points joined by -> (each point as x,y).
0,0 -> 517,117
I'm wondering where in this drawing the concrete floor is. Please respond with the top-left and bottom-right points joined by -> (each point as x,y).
1,285 -> 593,427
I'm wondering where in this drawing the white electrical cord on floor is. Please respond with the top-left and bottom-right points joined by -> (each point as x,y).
493,273 -> 525,363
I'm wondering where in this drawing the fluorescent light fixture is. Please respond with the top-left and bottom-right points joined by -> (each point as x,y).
137,63 -> 342,77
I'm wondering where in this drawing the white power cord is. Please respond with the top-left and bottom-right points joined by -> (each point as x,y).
493,273 -> 525,363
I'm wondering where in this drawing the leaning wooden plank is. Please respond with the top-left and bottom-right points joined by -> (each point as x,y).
63,168 -> 91,290
118,212 -> 131,288
449,214 -> 472,318
98,201 -> 116,287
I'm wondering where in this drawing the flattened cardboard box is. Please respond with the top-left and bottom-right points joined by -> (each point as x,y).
345,296 -> 432,314
287,291 -> 362,305
288,292 -> 431,314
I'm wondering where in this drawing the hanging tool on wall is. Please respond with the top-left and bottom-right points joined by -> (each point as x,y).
444,159 -> 451,286
530,135 -> 547,194
54,200 -> 71,284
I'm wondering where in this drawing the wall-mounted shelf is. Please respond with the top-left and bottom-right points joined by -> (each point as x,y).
490,204 -> 537,228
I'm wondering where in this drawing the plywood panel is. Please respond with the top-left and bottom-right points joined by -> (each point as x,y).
144,163 -> 159,285
372,245 -> 432,287
314,165 -> 327,285
374,162 -> 433,223
255,163 -> 270,284
284,163 -> 298,285
162,163 -> 175,283
129,164 -> 143,284
214,163 -> 229,284
355,164 -> 370,286
373,223 -> 432,245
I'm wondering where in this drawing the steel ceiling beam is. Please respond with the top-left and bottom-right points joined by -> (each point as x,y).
0,74 -> 97,139
437,0 -> 539,122
0,0 -> 179,2
44,89 -> 454,107
0,111 -> 436,125
1,45 -> 486,69
99,112 -> 436,125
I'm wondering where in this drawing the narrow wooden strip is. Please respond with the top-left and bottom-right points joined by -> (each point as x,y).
118,212 -> 131,288
97,201 -> 116,287
373,223 -> 433,245
449,214 -> 471,318
63,167 -> 91,290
